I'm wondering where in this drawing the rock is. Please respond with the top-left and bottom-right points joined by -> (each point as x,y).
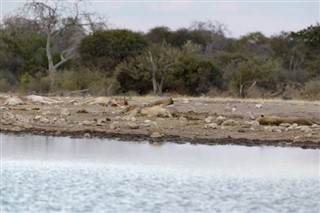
249,121 -> 260,127
115,116 -> 121,121
204,123 -> 218,129
311,124 -> 319,128
0,106 -> 9,110
110,122 -> 120,130
41,110 -> 51,116
224,106 -> 236,112
127,122 -> 139,129
293,136 -> 301,141
144,119 -> 152,124
300,126 -> 312,133
12,126 -> 23,131
39,117 -> 50,124
287,123 -> 298,130
280,123 -> 291,128
3,112 -> 15,120
182,98 -> 189,103
55,118 -> 66,125
255,104 -> 263,108
84,133 -> 91,138
243,120 -> 259,127
264,126 -> 282,132
204,116 -> 214,124
61,109 -> 71,116
216,116 -> 226,125
305,133 -> 312,138
221,119 -> 239,126
82,120 -> 95,126
34,115 -> 42,121
122,115 -> 136,122
150,132 -> 163,138
224,106 -> 232,112
179,117 -> 188,123
95,118 -> 107,125
247,112 -> 256,120
69,100 -> 79,105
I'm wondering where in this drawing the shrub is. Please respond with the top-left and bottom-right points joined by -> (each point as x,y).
0,70 -> 18,92
54,69 -> 121,95
19,73 -> 50,93
304,79 -> 320,100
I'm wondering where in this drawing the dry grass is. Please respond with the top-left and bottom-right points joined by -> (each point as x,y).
127,95 -> 320,105
1,93 -> 319,106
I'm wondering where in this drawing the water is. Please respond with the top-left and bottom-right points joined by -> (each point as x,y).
1,134 -> 319,212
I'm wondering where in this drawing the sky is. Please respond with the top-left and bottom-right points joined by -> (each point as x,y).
0,0 -> 319,38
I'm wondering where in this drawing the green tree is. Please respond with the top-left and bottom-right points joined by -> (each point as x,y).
229,32 -> 271,60
168,56 -> 221,95
224,57 -> 282,98
146,26 -> 172,44
0,16 -> 47,76
292,23 -> 320,48
115,41 -> 202,95
79,29 -> 148,75
270,32 -> 306,73
292,23 -> 320,78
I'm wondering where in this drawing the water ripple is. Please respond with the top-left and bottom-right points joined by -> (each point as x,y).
1,160 -> 319,213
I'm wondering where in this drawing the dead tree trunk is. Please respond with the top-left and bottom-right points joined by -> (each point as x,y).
239,81 -> 257,98
46,30 -> 56,89
148,51 -> 159,95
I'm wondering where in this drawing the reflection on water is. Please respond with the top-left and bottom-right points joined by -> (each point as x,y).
1,133 -> 320,212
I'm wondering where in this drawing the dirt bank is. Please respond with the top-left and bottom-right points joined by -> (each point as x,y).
1,95 -> 319,149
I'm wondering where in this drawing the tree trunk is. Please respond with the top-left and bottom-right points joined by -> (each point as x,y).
148,51 -> 158,95
239,83 -> 245,98
239,81 -> 256,98
157,75 -> 165,96
46,31 -> 56,90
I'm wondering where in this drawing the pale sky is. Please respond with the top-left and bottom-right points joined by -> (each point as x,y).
1,0 -> 319,38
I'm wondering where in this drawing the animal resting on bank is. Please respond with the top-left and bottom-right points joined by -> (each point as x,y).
257,115 -> 318,126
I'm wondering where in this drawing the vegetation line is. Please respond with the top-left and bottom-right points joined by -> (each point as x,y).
1,0 -> 319,100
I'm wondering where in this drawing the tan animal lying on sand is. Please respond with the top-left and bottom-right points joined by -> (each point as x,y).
84,97 -> 128,107
25,95 -> 62,105
139,105 -> 179,117
3,95 -> 62,106
257,115 -> 317,126
3,96 -> 24,106
145,97 -> 174,107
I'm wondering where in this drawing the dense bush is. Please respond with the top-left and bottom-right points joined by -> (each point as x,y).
304,80 -> 320,100
16,69 -> 120,95
1,16 -> 319,99
79,30 -> 148,75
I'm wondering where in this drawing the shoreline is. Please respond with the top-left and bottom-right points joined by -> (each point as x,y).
1,128 -> 318,149
1,95 -> 319,149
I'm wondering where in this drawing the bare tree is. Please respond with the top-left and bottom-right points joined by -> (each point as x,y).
21,0 -> 105,88
189,20 -> 230,55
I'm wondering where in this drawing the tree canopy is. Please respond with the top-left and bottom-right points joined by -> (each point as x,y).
0,6 -> 319,99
